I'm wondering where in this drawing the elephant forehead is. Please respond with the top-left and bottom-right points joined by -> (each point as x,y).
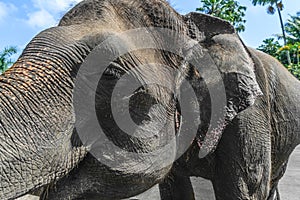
58,0 -> 188,33
58,0 -> 107,26
113,50 -> 180,92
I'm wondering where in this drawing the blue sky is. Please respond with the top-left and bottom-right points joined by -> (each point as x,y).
0,0 -> 299,59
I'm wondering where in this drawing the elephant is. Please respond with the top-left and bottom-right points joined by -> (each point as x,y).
0,0 -> 299,200
158,13 -> 300,200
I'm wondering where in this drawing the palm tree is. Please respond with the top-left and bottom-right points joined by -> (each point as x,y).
0,46 -> 17,73
251,0 -> 291,65
285,12 -> 300,44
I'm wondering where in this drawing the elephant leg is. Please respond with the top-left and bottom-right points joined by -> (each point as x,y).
159,173 -> 195,200
267,187 -> 280,200
275,188 -> 280,200
267,161 -> 288,200
211,111 -> 272,200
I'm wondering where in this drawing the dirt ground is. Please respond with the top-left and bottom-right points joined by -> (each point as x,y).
18,146 -> 300,200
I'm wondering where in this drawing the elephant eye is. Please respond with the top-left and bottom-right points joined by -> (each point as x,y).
175,98 -> 181,134
129,87 -> 158,125
103,63 -> 125,79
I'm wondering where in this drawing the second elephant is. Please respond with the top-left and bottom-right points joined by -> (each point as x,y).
159,12 -> 300,200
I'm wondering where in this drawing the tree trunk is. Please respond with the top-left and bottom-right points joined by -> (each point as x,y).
276,3 -> 291,65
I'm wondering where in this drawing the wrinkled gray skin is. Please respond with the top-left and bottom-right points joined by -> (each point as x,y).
159,13 -> 300,200
0,0 -> 298,200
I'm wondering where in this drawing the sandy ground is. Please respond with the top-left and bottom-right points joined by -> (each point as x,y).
18,146 -> 300,200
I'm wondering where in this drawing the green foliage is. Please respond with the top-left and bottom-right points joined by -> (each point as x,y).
254,2 -> 300,79
251,0 -> 283,14
251,0 -> 292,65
258,40 -> 300,80
251,0 -> 279,6
257,38 -> 281,57
257,38 -> 289,65
278,43 -> 300,79
0,46 -> 17,74
285,12 -> 300,44
196,0 -> 247,32
287,63 -> 300,79
275,12 -> 300,43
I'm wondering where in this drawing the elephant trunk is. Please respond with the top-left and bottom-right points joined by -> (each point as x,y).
0,25 -> 97,199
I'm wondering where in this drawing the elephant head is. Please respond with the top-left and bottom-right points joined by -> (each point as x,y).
0,0 -> 261,199
183,13 -> 262,157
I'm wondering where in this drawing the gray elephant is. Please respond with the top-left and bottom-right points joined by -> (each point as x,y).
0,0 -> 299,200
158,12 -> 300,200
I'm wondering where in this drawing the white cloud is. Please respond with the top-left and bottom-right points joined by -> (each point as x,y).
32,0 -> 82,13
27,9 -> 56,29
25,0 -> 82,28
0,2 -> 17,21
0,3 -> 6,21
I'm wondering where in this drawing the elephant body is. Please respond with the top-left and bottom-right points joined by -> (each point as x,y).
0,0 -> 299,200
160,14 -> 300,199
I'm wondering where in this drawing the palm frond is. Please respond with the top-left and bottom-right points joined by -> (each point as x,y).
267,5 -> 276,15
0,46 -> 18,73
251,0 -> 278,6
276,1 -> 283,11
0,46 -> 17,59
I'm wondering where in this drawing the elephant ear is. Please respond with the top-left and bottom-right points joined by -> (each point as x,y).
184,12 -> 235,39
183,12 -> 262,157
